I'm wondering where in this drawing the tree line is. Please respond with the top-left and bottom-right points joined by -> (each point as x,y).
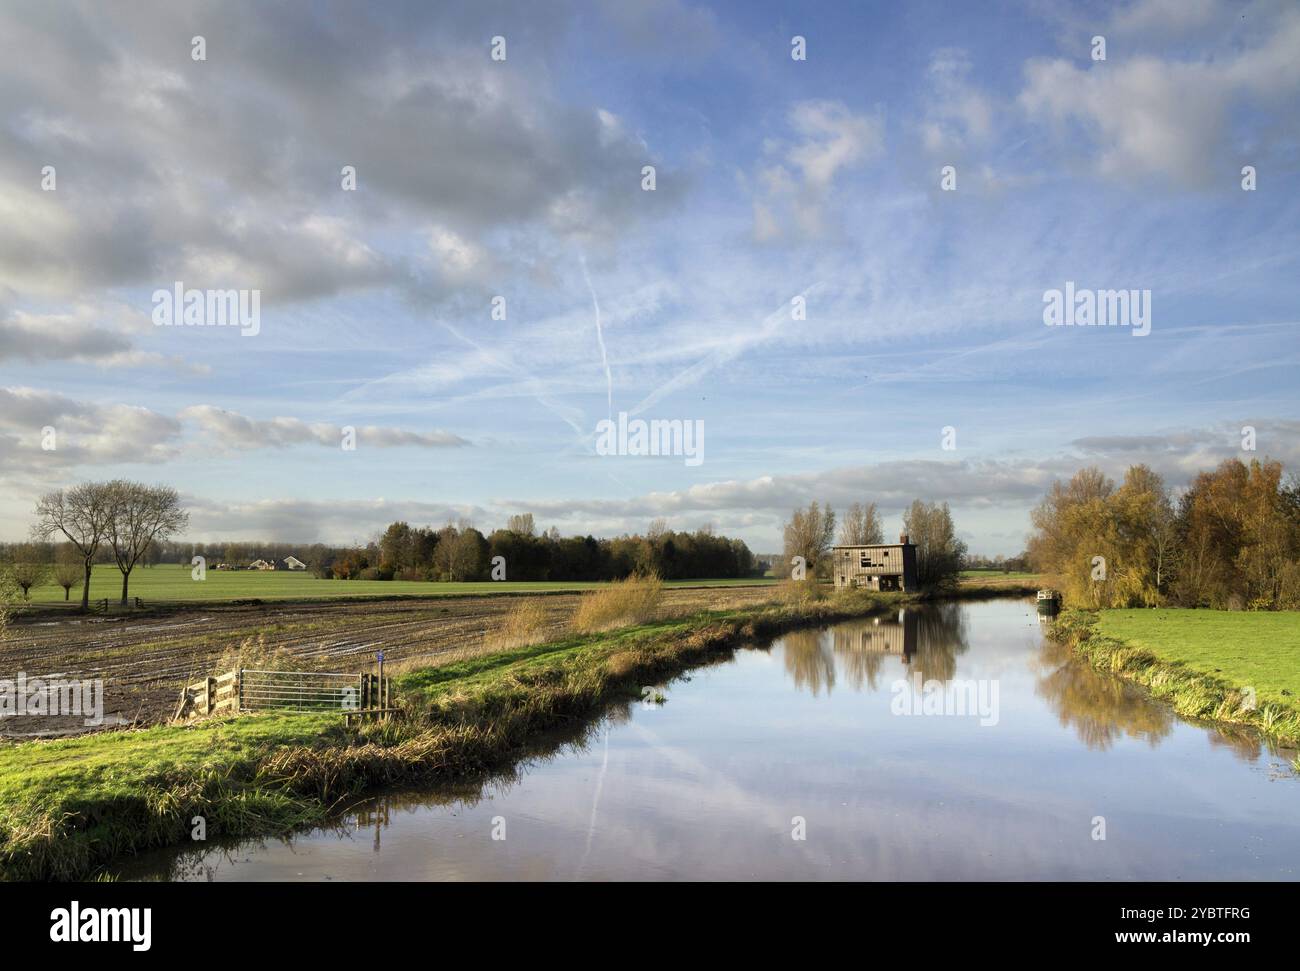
1027,457 -> 1300,609
780,498 -> 968,589
342,514 -> 757,582
2,506 -> 759,596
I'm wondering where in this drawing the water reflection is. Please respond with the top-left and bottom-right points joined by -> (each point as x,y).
130,703 -> 640,882
119,600 -> 1300,882
1031,637 -> 1174,750
783,606 -> 970,693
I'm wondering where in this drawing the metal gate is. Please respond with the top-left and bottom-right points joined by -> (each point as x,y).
238,669 -> 368,713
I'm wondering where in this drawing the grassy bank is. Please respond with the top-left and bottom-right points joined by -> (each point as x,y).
0,588 -> 911,882
1049,609 -> 1300,750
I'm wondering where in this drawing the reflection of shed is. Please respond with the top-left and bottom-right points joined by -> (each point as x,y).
832,534 -> 918,592
836,610 -> 918,661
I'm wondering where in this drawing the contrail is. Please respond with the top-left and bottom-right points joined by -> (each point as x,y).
580,254 -> 613,422
628,281 -> 824,416
577,726 -> 610,878
439,321 -> 587,438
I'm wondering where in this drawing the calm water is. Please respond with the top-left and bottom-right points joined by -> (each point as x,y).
124,599 -> 1300,881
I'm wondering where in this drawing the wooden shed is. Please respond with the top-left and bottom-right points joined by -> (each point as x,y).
832,534 -> 918,592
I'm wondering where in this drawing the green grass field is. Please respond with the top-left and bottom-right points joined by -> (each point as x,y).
1095,609 -> 1300,707
22,565 -> 775,605
960,569 -> 1039,580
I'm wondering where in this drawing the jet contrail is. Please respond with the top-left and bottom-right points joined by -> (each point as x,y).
628,281 -> 824,416
580,254 -> 613,422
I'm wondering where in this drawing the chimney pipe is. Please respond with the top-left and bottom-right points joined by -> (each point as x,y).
899,533 -> 909,545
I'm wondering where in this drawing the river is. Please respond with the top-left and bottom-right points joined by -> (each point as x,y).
122,598 -> 1300,880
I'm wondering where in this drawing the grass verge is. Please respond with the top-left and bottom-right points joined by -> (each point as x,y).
1,588 -> 911,881
1049,609 -> 1300,749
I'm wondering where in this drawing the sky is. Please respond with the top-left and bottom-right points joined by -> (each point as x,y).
0,0 -> 1297,556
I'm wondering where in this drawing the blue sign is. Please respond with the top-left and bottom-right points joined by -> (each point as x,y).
377,651 -> 385,662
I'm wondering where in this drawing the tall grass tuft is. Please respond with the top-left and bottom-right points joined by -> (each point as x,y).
484,599 -> 552,652
214,633 -> 297,674
775,578 -> 826,605
571,574 -> 664,633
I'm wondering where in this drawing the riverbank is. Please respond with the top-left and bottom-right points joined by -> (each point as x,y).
1,587 -> 942,881
1049,609 -> 1300,752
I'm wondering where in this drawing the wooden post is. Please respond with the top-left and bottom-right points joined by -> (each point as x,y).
205,677 -> 215,716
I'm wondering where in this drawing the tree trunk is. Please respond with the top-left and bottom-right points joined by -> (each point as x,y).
64,586 -> 70,601
120,568 -> 130,605
81,560 -> 92,611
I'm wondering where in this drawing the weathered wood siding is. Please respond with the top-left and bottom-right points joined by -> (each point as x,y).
832,544 -> 918,591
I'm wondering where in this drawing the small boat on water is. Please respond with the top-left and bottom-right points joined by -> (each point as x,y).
1036,589 -> 1062,614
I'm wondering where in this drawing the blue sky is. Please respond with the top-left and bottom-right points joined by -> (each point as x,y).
1,0 -> 1297,555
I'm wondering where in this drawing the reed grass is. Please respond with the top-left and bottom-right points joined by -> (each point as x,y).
570,574 -> 664,632
483,599 -> 552,652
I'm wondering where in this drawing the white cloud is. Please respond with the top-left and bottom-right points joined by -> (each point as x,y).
1019,7 -> 1300,186
919,48 -> 994,155
0,305 -> 208,372
178,405 -> 470,450
786,100 -> 884,189
751,100 -> 883,240
184,496 -> 486,544
1111,0 -> 1221,36
0,387 -> 181,471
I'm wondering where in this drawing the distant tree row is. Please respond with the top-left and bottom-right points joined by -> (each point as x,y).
4,510 -> 759,589
337,515 -> 757,582
1027,458 -> 1300,609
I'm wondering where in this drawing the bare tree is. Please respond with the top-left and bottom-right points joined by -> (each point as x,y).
0,567 -> 15,639
506,513 -> 536,536
839,502 -> 884,546
783,501 -> 836,577
54,545 -> 83,602
105,481 -> 189,604
903,500 -> 967,590
8,543 -> 52,601
34,483 -> 116,611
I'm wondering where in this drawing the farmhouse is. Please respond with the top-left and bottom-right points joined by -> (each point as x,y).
283,555 -> 307,571
832,534 -> 917,592
248,559 -> 275,571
